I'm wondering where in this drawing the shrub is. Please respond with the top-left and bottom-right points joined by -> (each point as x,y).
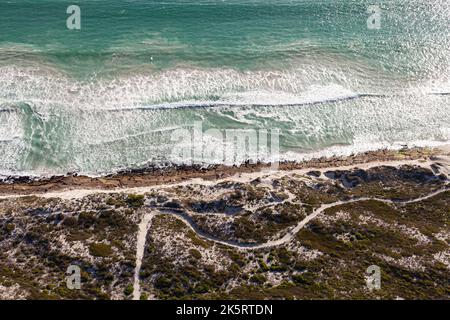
106,197 -> 126,207
126,194 -> 145,208
292,274 -> 313,285
269,264 -> 287,272
89,243 -> 113,257
78,212 -> 97,228
155,276 -> 172,289
62,217 -> 77,227
250,274 -> 266,285
189,249 -> 202,260
124,284 -> 133,296
258,259 -> 269,272
277,248 -> 292,265
5,223 -> 15,233
140,292 -> 148,300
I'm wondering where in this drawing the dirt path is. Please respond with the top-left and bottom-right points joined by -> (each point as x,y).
0,158 -> 441,201
161,187 -> 449,250
132,212 -> 155,301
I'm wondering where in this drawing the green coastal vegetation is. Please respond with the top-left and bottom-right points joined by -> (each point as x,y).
1,160 -> 447,300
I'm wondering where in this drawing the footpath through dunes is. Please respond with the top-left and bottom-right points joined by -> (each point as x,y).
160,188 -> 450,250
0,147 -> 448,300
128,158 -> 449,300
133,212 -> 155,301
129,177 -> 448,300
0,147 -> 447,198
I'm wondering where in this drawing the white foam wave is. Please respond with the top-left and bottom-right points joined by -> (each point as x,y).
0,65 -> 449,177
0,65 -> 369,111
123,86 -> 360,110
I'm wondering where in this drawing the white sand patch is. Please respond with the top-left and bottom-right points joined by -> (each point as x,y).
397,255 -> 426,272
318,210 -> 351,226
54,234 -> 92,262
265,272 -> 285,287
376,254 -> 426,272
133,212 -> 155,300
0,284 -> 27,300
335,232 -> 354,243
433,251 -> 450,269
242,260 -> 259,274
359,215 -> 430,245
434,230 -> 450,243
198,245 -> 232,272
287,242 -> 323,261
152,215 -> 232,271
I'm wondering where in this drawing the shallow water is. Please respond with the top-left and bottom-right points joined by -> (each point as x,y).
0,0 -> 449,176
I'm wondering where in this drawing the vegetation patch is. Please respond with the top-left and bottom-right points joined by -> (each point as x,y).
89,243 -> 113,257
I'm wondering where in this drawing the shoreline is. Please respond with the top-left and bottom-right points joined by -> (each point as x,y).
0,146 -> 449,197
1,144 -> 449,300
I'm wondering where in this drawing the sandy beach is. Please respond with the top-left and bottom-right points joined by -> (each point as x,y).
0,145 -> 449,300
1,146 -> 448,197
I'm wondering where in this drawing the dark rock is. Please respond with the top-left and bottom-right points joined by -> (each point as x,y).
306,171 -> 321,177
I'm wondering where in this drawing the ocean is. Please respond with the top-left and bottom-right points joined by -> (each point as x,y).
0,0 -> 449,176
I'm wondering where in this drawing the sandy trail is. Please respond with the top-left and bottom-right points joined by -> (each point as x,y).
161,187 -> 449,251
132,212 -> 155,301
0,157 -> 446,300
0,154 -> 447,298
0,158 -> 441,201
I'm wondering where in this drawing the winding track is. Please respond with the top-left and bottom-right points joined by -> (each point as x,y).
130,187 -> 448,298
0,158 -> 447,298
154,187 -> 449,250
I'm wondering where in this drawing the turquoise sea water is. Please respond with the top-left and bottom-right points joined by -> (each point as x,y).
0,0 -> 449,176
